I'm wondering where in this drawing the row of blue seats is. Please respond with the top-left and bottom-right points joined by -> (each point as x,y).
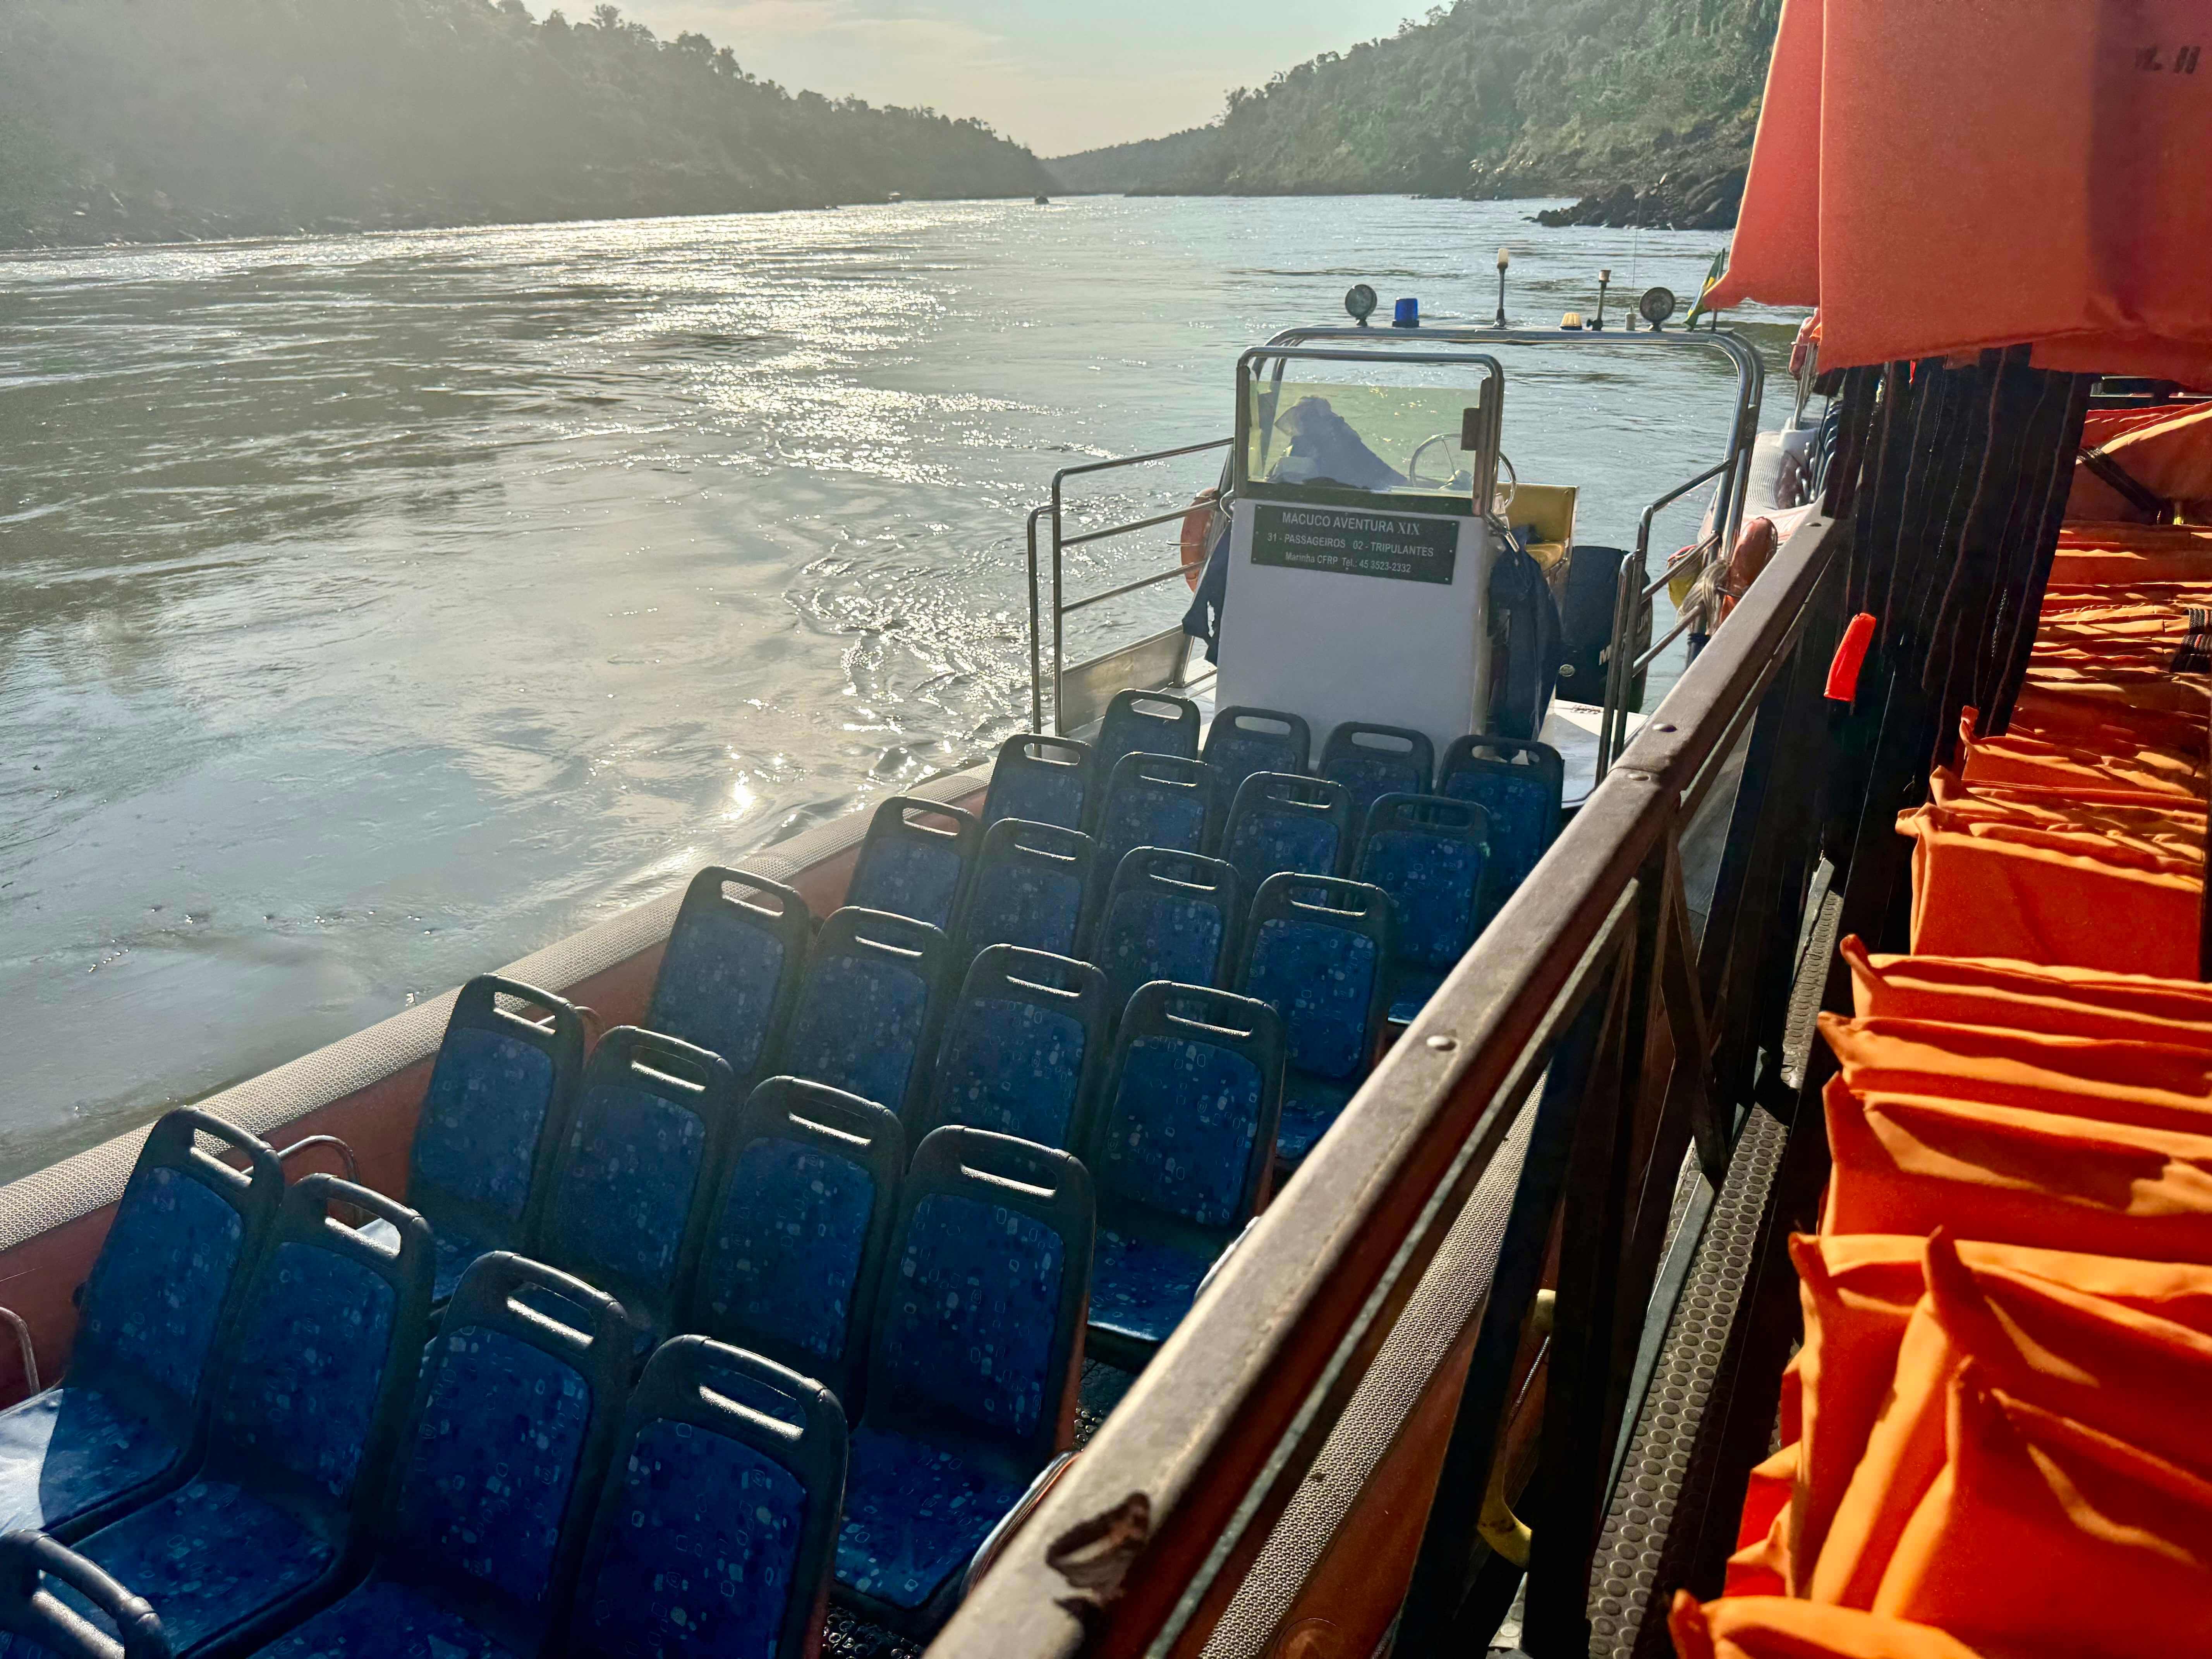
369,970 -> 1282,1389
0,1109 -> 1119,1653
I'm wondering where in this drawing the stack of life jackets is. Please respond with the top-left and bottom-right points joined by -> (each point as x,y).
1671,516 -> 2212,1658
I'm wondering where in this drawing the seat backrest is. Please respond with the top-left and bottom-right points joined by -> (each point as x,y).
1092,848 -> 1241,1018
1089,985 -> 1284,1242
958,817 -> 1093,965
646,868 -> 815,1087
405,976 -> 587,1272
777,908 -> 953,1119
1095,690 -> 1201,778
1437,735 -> 1565,908
926,947 -> 1110,1152
1319,722 -> 1436,826
1221,771 -> 1353,897
1353,793 -> 1492,972
981,733 -> 1094,833
382,1254 -> 635,1655
539,1027 -> 739,1338
862,1128 -> 1093,1477
0,1534 -> 170,1659
1092,752 -> 1213,886
844,798 -> 979,931
203,1176 -> 434,1537
689,1078 -> 905,1420
1237,875 -> 1393,1084
71,1109 -> 284,1436
568,1338 -> 847,1659
1200,707 -> 1313,836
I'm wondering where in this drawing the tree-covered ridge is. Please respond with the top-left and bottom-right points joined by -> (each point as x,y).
0,0 -> 1053,248
1047,0 -> 1781,201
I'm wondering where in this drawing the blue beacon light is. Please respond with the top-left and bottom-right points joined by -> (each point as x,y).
1391,297 -> 1420,328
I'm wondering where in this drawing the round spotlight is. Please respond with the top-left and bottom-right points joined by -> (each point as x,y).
1344,283 -> 1378,324
1639,285 -> 1679,328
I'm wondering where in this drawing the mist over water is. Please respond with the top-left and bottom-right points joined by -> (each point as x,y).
0,195 -> 1798,1179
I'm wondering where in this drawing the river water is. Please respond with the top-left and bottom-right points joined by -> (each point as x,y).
0,195 -> 1801,1179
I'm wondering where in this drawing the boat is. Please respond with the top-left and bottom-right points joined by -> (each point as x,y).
2,2 -> 2206,1651
0,297 -> 1769,1659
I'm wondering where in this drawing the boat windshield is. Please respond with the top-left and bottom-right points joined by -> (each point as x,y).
1244,379 -> 1486,497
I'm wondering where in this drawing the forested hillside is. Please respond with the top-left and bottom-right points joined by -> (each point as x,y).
0,0 -> 1052,249
1048,0 -> 1779,213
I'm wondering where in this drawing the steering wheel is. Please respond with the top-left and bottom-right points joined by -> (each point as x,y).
1407,434 -> 1517,519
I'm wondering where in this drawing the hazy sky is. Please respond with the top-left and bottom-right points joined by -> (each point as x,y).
613,0 -> 1429,157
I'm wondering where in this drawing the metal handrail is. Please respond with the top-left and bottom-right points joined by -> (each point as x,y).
1027,436 -> 1234,734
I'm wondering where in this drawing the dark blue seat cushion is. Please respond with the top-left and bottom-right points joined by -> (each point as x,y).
1096,892 -> 1226,1008
574,1417 -> 808,1659
1093,1036 -> 1262,1229
78,1163 -> 247,1400
1276,1074 -> 1355,1165
217,1241 -> 397,1500
696,1137 -> 877,1368
357,1219 -> 486,1303
0,1386 -> 181,1536
879,1194 -> 1064,1442
1224,812 -> 1340,895
413,1027 -> 558,1226
1441,770 -> 1554,892
1386,967 -> 1448,1026
932,999 -> 1087,1149
395,1326 -> 594,1604
547,1082 -> 709,1295
1087,1230 -> 1211,1347
962,860 -> 1083,960
1094,789 -> 1207,874
651,911 -> 790,1078
833,1427 -> 1024,1613
985,766 -> 1086,833
62,1479 -> 334,1652
847,842 -> 963,932
781,957 -> 931,1112
1360,832 -> 1485,970
1324,756 -> 1424,821
1206,733 -> 1300,814
252,1575 -> 514,1659
1243,918 -> 1379,1082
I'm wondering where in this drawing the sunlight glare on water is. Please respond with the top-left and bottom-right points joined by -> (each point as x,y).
0,196 -> 1800,1177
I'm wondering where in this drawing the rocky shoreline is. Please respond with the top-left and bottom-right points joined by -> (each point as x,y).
1525,164 -> 1747,231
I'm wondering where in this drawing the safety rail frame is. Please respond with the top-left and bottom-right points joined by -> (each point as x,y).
948,490 -> 1852,1659
1024,326 -> 1764,758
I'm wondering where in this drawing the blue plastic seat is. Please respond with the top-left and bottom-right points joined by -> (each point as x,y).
1437,735 -> 1565,924
980,733 -> 1094,833
1235,875 -> 1393,1170
1084,985 -> 1284,1367
247,1255 -> 634,1659
687,1078 -> 904,1421
0,1533 -> 170,1659
0,1111 -> 282,1544
1219,771 -> 1353,897
1093,689 -> 1200,780
843,798 -> 979,932
567,1338 -> 846,1659
1091,848 -> 1240,1020
363,976 -> 587,1304
957,817 -> 1092,965
538,1027 -> 738,1341
1353,793 -> 1492,1024
778,909 -> 953,1122
924,947 -> 1109,1152
1090,752 -> 1212,900
1319,722 -> 1435,829
645,869 -> 814,1090
50,1178 -> 434,1659
1200,707 -> 1312,842
833,1128 -> 1093,1637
